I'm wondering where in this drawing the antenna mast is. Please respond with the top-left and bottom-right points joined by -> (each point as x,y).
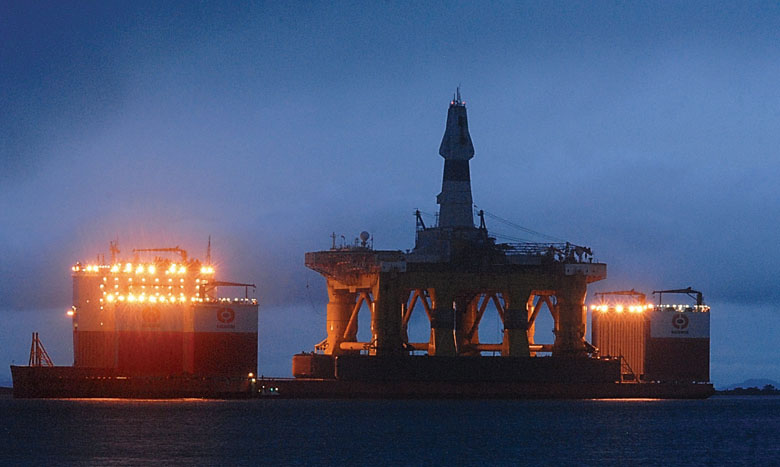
109,239 -> 120,264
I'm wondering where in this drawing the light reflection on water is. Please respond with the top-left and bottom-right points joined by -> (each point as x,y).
62,398 -> 215,403
1,396 -> 779,465
587,398 -> 663,402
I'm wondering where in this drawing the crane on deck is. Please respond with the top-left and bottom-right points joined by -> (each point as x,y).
652,287 -> 703,306
202,281 -> 257,299
594,289 -> 647,304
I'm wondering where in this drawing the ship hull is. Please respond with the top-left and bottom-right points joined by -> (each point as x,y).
258,378 -> 714,399
10,366 -> 251,399
12,361 -> 714,400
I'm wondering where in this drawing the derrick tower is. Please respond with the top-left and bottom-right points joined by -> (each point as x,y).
437,88 -> 475,229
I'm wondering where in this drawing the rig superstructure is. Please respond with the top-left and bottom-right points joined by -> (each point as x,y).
294,91 -> 617,385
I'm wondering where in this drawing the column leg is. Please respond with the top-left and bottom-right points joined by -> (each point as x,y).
325,285 -> 356,355
429,289 -> 456,356
371,275 -> 404,356
502,288 -> 531,357
553,278 -> 588,357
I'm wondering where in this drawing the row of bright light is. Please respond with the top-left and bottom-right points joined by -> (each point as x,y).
73,265 -> 106,272
591,304 -> 710,313
67,297 -> 256,316
102,294 -> 253,304
102,278 -> 190,284
106,293 -> 195,303
657,304 -> 711,312
591,304 -> 654,313
73,264 -> 215,275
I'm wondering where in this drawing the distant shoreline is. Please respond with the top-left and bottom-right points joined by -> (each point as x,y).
715,385 -> 780,396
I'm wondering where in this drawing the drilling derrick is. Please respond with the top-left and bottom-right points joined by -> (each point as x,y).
299,92 -> 609,383
437,88 -> 475,229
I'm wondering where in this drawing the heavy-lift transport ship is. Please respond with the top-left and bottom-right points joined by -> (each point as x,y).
12,245 -> 259,399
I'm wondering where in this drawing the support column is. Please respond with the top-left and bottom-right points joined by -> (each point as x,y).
371,274 -> 405,356
553,278 -> 588,357
502,309 -> 530,357
325,285 -> 356,355
429,288 -> 456,356
502,288 -> 531,357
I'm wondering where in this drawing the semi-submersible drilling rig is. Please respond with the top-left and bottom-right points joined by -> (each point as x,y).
289,92 -> 642,394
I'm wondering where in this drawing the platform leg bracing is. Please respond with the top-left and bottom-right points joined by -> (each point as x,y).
454,295 -> 475,355
526,294 -> 537,356
458,295 -> 480,355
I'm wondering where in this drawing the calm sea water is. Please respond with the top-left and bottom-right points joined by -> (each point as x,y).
1,396 -> 778,465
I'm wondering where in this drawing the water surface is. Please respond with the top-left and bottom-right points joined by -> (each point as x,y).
2,396 -> 778,465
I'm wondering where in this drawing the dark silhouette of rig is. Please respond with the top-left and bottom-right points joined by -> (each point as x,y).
296,90 -> 607,381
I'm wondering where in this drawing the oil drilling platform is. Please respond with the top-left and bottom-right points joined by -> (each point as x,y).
301,91 -> 604,362
11,91 -> 713,399
281,91 -> 711,398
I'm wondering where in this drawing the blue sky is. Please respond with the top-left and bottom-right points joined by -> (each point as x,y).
2,1 -> 780,385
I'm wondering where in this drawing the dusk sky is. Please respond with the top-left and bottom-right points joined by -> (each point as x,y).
2,1 -> 779,385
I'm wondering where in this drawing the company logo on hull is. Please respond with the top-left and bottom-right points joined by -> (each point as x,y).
217,308 -> 235,329
650,310 -> 708,338
671,313 -> 689,334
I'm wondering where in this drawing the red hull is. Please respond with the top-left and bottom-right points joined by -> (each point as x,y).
193,333 -> 257,376
117,331 -> 185,375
